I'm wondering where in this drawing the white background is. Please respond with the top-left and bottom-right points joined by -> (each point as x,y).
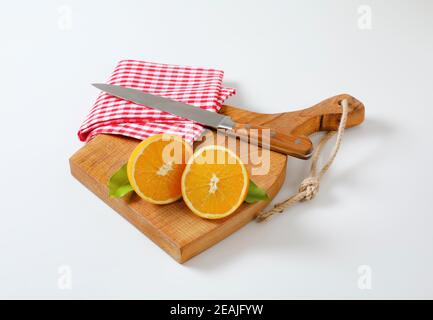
1,0 -> 432,299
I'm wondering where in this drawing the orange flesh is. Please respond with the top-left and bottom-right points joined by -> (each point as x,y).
131,137 -> 191,203
182,148 -> 249,216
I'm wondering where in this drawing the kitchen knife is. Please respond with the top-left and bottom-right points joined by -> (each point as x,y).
92,83 -> 313,159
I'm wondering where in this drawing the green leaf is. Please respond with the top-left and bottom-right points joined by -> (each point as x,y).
108,164 -> 134,198
245,179 -> 269,204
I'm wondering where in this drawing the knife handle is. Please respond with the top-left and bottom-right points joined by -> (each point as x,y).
229,123 -> 313,159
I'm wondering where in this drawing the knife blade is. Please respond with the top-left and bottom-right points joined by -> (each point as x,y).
92,83 -> 313,159
92,83 -> 236,130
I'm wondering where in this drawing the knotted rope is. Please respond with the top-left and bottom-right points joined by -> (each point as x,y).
256,99 -> 349,222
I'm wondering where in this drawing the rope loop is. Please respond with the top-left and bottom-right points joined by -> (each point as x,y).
256,99 -> 349,222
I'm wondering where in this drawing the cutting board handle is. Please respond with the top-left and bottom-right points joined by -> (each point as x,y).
283,94 -> 365,136
220,93 -> 365,159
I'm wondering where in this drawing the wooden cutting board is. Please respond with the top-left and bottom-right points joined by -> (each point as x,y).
70,94 -> 365,263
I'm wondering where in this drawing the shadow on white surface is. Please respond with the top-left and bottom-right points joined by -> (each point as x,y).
186,115 -> 394,270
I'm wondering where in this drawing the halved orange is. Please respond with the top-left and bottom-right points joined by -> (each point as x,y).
127,134 -> 193,204
181,145 -> 249,219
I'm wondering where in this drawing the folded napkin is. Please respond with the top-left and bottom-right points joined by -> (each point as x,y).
78,60 -> 236,144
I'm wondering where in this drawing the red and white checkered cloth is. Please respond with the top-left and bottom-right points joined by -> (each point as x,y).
78,60 -> 236,144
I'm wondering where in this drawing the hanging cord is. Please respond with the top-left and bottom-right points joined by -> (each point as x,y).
256,99 -> 349,222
